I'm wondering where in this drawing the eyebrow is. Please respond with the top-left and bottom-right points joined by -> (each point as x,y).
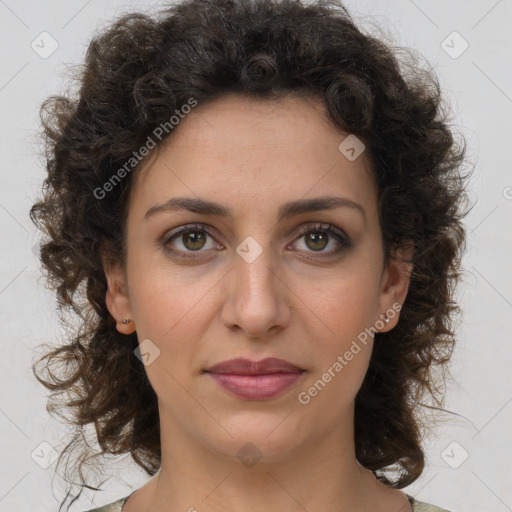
144,195 -> 366,222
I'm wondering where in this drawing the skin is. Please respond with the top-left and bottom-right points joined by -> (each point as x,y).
104,93 -> 414,512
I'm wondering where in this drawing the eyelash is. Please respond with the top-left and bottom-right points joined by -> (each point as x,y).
161,222 -> 352,260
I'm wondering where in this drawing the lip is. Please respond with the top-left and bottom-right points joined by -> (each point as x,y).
206,357 -> 304,375
205,358 -> 305,400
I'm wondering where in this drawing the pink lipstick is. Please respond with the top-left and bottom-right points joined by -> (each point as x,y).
205,357 -> 305,400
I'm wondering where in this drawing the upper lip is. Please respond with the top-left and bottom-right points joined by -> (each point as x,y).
205,357 -> 304,375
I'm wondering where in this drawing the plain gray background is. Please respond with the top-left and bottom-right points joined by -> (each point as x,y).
0,0 -> 511,511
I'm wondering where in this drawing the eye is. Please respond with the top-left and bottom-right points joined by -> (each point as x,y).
162,223 -> 221,259
161,222 -> 351,260
290,223 -> 352,258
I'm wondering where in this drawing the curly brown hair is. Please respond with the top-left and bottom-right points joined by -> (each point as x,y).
30,0 -> 471,509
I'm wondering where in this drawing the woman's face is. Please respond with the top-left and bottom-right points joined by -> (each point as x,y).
105,93 -> 411,463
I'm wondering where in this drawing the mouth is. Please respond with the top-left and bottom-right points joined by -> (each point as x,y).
204,357 -> 306,400
205,357 -> 304,375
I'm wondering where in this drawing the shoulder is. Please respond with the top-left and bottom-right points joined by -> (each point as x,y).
409,494 -> 453,512
82,495 -> 131,512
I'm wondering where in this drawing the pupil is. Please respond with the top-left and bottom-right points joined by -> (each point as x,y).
185,231 -> 205,250
307,232 -> 327,251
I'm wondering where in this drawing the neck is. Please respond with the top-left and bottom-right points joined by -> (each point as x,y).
128,404 -> 409,512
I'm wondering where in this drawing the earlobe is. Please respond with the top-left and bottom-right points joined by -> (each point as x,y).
103,260 -> 136,335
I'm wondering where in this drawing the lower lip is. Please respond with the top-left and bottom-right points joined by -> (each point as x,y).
208,372 -> 304,400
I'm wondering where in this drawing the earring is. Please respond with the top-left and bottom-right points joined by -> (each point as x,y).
121,318 -> 132,325
379,313 -> 390,326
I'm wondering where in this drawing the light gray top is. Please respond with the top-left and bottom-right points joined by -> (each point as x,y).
84,492 -> 453,511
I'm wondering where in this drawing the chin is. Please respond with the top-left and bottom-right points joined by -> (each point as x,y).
205,412 -> 310,465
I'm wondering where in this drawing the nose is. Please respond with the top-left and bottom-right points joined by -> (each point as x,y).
220,239 -> 291,339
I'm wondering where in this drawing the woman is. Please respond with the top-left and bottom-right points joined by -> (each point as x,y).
30,0 -> 470,511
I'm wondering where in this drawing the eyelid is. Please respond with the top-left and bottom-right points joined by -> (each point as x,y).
161,222 -> 221,251
293,223 -> 350,246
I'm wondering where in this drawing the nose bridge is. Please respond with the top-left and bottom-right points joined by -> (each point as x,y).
223,232 -> 290,336
234,234 -> 280,299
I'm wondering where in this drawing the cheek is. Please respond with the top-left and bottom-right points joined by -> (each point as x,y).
302,267 -> 381,346
126,261 -> 220,362
126,269 -> 210,407
296,280 -> 376,417
294,267 -> 380,399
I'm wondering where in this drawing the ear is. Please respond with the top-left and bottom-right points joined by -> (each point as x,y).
103,256 -> 135,335
375,242 -> 414,332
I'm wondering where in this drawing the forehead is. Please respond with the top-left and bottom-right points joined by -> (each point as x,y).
156,93 -> 348,159
129,93 -> 376,219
